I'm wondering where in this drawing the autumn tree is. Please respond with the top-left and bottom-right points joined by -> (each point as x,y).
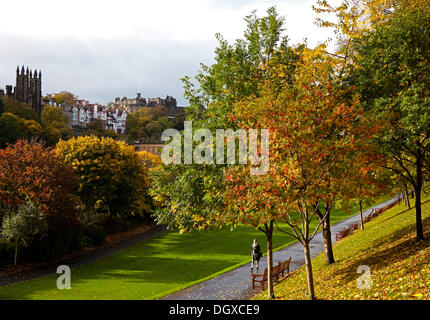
226,45 -> 379,299
313,0 -> 399,62
340,154 -> 390,230
138,150 -> 161,168
224,165 -> 280,299
53,91 -> 76,105
351,7 -> 430,240
56,136 -> 151,219
0,140 -> 78,225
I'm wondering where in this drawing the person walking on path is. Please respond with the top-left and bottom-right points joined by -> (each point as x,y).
250,239 -> 261,272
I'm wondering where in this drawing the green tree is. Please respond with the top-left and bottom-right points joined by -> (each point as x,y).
171,112 -> 186,131
40,105 -> 74,145
0,112 -> 48,148
41,105 -> 69,127
351,7 -> 430,240
1,96 -> 39,122
150,7 -> 301,300
150,7 -> 300,231
0,113 -> 26,148
1,199 -> 48,265
126,106 -> 170,142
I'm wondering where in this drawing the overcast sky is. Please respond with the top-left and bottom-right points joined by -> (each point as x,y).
0,0 -> 338,106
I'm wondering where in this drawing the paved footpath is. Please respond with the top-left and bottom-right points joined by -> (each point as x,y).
162,197 -> 398,300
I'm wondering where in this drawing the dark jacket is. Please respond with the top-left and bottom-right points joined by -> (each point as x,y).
251,243 -> 261,260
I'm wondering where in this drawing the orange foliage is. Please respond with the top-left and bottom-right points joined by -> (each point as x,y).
0,140 -> 78,225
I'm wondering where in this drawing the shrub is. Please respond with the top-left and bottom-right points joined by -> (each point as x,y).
21,225 -> 83,262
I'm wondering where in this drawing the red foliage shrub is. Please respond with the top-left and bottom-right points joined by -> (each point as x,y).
0,140 -> 79,226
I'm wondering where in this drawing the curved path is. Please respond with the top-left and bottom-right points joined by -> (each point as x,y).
0,198 -> 398,299
0,224 -> 167,287
161,197 -> 399,300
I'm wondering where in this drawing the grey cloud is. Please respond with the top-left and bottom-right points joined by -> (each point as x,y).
0,35 -> 217,106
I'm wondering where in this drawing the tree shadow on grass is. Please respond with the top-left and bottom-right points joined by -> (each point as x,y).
379,199 -> 430,224
333,216 -> 430,284
0,227 -> 272,300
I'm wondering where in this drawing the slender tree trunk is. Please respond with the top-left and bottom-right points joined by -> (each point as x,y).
265,221 -> 275,300
414,162 -> 424,240
359,200 -> 364,231
14,243 -> 18,266
303,240 -> 315,300
315,205 -> 335,265
404,184 -> 411,209
322,211 -> 335,264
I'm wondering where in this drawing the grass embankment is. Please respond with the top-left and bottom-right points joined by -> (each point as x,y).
255,191 -> 430,300
0,198 -> 383,300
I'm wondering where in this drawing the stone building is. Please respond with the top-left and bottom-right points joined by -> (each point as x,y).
111,93 -> 184,119
114,93 -> 147,112
0,66 -> 42,115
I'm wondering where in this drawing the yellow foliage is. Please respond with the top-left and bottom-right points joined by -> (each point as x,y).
55,135 -> 151,217
138,150 -> 161,168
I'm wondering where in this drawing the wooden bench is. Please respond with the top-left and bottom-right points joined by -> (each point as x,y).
278,257 -> 291,277
251,257 -> 292,289
272,263 -> 282,280
251,268 -> 268,289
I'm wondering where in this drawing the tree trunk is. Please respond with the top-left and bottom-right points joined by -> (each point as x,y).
414,166 -> 424,240
315,205 -> 335,265
359,200 -> 364,231
265,221 -> 275,299
14,243 -> 18,266
303,241 -> 315,300
322,211 -> 335,264
404,185 -> 410,209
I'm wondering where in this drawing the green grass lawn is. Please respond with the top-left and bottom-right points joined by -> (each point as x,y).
0,197 -> 386,300
255,189 -> 430,300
